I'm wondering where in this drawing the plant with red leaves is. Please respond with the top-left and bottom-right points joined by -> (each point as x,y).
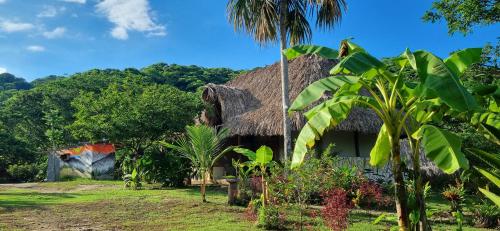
355,180 -> 384,208
321,188 -> 353,231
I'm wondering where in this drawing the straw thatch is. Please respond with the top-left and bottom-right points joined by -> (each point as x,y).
202,55 -> 381,136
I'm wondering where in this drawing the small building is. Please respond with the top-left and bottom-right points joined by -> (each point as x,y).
201,55 -> 391,180
47,143 -> 116,181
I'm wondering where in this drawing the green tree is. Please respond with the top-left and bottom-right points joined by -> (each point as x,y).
0,73 -> 31,90
70,79 -> 201,178
423,0 -> 499,35
285,40 -> 480,230
226,0 -> 347,160
164,125 -> 233,202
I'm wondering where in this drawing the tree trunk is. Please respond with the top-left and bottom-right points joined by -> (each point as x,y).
201,172 -> 207,203
392,138 -> 410,230
412,141 -> 430,231
279,0 -> 292,162
261,175 -> 267,207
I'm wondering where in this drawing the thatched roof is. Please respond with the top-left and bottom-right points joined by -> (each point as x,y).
202,55 -> 381,136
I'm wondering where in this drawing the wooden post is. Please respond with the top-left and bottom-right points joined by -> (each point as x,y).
227,178 -> 239,205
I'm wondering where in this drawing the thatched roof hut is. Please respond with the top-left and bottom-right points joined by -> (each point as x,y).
201,55 -> 381,136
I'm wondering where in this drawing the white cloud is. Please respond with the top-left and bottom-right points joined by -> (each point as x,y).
38,6 -> 58,18
60,0 -> 86,4
37,6 -> 66,18
26,45 -> 46,52
0,21 -> 34,33
96,0 -> 166,40
0,67 -> 6,74
43,27 -> 66,39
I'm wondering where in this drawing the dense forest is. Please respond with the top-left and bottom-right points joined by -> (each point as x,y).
0,63 -> 241,183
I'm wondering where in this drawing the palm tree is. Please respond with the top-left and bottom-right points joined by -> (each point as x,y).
227,0 -> 347,160
164,125 -> 233,202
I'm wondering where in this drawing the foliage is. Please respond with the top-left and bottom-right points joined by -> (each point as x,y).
423,0 -> 499,35
0,63 -> 239,183
141,63 -> 240,91
473,200 -> 500,228
321,188 -> 352,231
257,203 -> 286,230
442,182 -> 466,213
234,145 -> 275,207
164,125 -> 233,202
0,73 -> 31,90
6,163 -> 40,183
286,40 -> 483,230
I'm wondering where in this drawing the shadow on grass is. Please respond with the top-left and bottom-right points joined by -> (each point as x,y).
0,191 -> 77,210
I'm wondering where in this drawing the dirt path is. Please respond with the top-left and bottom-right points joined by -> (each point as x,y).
0,182 -> 118,193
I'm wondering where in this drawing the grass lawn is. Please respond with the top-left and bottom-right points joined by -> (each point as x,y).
0,179 -> 494,231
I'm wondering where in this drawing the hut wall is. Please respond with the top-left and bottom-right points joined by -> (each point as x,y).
318,130 -> 377,158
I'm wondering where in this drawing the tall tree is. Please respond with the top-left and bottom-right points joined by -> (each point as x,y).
226,0 -> 346,160
423,0 -> 499,35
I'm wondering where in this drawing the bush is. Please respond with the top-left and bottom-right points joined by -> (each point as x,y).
474,201 -> 499,228
442,183 -> 465,213
257,203 -> 286,230
118,146 -> 191,188
7,163 -> 39,182
321,188 -> 353,231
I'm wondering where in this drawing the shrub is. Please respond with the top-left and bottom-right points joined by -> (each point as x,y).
442,183 -> 465,213
257,203 -> 286,230
321,188 -> 352,231
473,200 -> 499,228
7,163 -> 39,182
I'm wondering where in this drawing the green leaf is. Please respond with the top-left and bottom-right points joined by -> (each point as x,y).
330,52 -> 385,76
131,168 -> 138,179
292,98 -> 356,168
372,213 -> 387,225
466,148 -> 500,170
370,124 -> 391,167
234,148 -> 257,161
444,48 -> 482,77
289,76 -> 359,112
411,51 -> 478,112
412,125 -> 469,174
283,45 -> 339,60
478,188 -> 500,207
475,167 -> 500,188
255,145 -> 273,165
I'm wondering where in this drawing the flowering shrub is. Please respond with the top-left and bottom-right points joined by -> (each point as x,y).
321,188 -> 353,231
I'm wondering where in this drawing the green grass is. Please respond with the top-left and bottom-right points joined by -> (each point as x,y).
0,179 -> 495,231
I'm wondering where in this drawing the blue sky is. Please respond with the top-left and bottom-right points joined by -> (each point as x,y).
0,0 -> 498,81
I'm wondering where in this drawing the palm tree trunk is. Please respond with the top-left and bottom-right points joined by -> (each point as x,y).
201,172 -> 207,203
392,138 -> 409,230
279,0 -> 292,162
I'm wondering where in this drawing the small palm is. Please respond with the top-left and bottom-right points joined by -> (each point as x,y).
164,125 -> 233,202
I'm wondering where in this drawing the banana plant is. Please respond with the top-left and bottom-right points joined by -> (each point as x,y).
234,145 -> 274,207
285,40 -> 481,230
